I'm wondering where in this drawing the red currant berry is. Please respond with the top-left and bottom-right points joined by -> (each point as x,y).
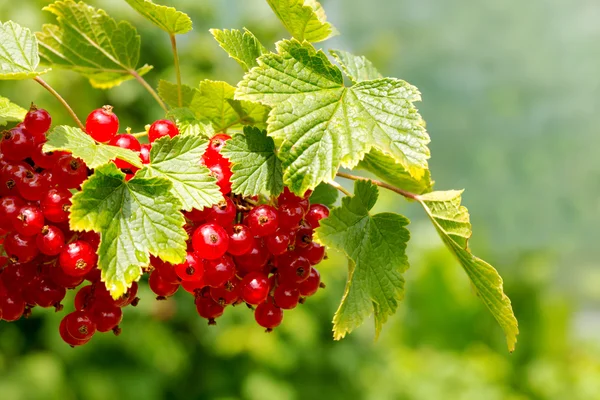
31,145 -> 65,169
234,238 -> 270,275
33,276 -> 67,308
36,225 -> 65,256
150,257 -> 180,285
192,222 -> 229,260
1,127 -> 34,162
185,207 -> 211,223
0,195 -> 24,230
240,271 -> 270,305
203,255 -> 236,288
0,162 -> 32,196
85,106 -> 119,142
0,290 -> 26,321
277,202 -> 304,230
0,262 -> 37,287
209,279 -> 240,306
140,143 -> 152,164
4,232 -> 39,263
299,242 -> 325,265
254,302 -> 283,331
91,303 -> 123,333
174,252 -> 205,282
19,171 -> 49,201
74,285 -> 94,311
247,205 -> 279,237
64,310 -> 96,340
49,263 -> 85,289
273,283 -> 300,309
298,268 -> 322,297
204,134 -> 231,163
12,205 -> 45,237
59,316 -> 91,346
79,231 -> 100,251
181,279 -> 205,295
108,134 -> 141,170
206,161 -> 232,195
59,240 -> 97,277
53,155 -> 88,189
295,221 -> 313,248
112,282 -> 139,307
265,230 -> 291,256
148,119 -> 179,142
306,204 -> 330,229
227,224 -> 254,256
195,296 -> 224,323
41,188 -> 72,223
278,256 -> 311,284
24,106 -> 52,136
149,269 -> 180,298
277,187 -> 303,204
207,197 -> 236,226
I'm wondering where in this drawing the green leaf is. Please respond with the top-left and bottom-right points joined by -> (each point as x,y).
43,126 -> 142,169
266,0 -> 337,43
166,107 -> 214,138
417,190 -> 519,352
125,0 -> 192,35
236,40 -> 430,195
309,182 -> 338,208
70,163 -> 187,298
190,80 -> 269,132
0,97 -> 27,125
0,21 -> 50,80
136,135 -> 222,211
358,149 -> 433,194
210,28 -> 267,72
220,126 -> 283,196
330,49 -> 382,83
158,80 -> 198,108
36,0 -> 152,89
315,180 -> 410,339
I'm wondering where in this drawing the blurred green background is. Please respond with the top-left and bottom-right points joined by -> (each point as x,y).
1,0 -> 599,399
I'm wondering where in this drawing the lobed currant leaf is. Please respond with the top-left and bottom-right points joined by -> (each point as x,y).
36,0 -> 152,89
70,163 -> 187,298
137,135 -> 222,211
43,125 -> 143,169
210,28 -> 267,72
189,80 -> 269,132
125,0 -> 192,35
220,126 -> 283,196
266,0 -> 338,43
309,182 -> 339,208
236,40 -> 430,195
158,80 -> 198,109
166,107 -> 214,138
417,190 -> 519,352
315,180 -> 410,339
0,21 -> 50,80
330,49 -> 382,84
358,148 -> 433,194
0,96 -> 27,126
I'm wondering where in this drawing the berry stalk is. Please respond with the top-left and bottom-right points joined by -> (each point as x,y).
33,77 -> 85,131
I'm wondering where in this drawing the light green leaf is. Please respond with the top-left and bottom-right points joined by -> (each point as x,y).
417,190 -> 519,352
158,80 -> 198,109
166,107 -> 214,138
309,182 -> 338,208
136,135 -> 222,211
236,39 -> 430,195
315,180 -> 410,339
221,126 -> 283,196
210,28 -> 267,72
0,96 -> 27,125
0,21 -> 50,80
70,163 -> 187,298
358,149 -> 433,195
266,0 -> 337,43
330,49 -> 382,83
36,0 -> 152,89
43,126 -> 142,169
190,80 -> 269,132
125,0 -> 192,35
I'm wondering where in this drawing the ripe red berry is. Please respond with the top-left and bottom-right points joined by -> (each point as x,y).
265,230 -> 291,256
227,224 -> 254,256
273,283 -> 300,309
140,143 -> 152,164
195,295 -> 224,323
108,134 -> 141,170
64,310 -> 96,340
41,188 -> 72,223
86,106 -> 119,142
1,126 -> 34,162
254,302 -> 283,330
207,197 -> 236,226
299,242 -> 326,265
4,232 -> 39,263
204,134 -> 231,164
0,195 -> 24,230
295,221 -> 313,248
206,160 -> 232,195
240,271 -> 270,305
24,106 -> 52,136
91,304 -> 123,333
49,262 -> 85,289
306,204 -> 330,229
19,171 -> 49,201
192,222 -> 229,260
12,205 -> 45,237
36,225 -> 66,256
203,255 -> 236,288
181,279 -> 205,295
247,205 -> 279,237
278,256 -> 311,284
0,290 -> 26,321
234,239 -> 270,275
33,276 -> 67,308
148,119 -> 179,142
59,240 -> 97,277
209,279 -> 240,306
31,145 -> 66,169
59,316 -> 91,346
74,285 -> 94,311
149,269 -> 180,297
53,155 -> 88,189
278,202 -> 304,230
150,257 -> 180,285
174,252 -> 205,282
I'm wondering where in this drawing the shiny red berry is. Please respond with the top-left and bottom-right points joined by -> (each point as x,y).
64,310 -> 96,340
91,304 -> 123,333
148,119 -> 179,142
1,127 -> 34,162
24,106 -> 51,136
265,230 -> 291,256
278,256 -> 311,284
4,232 -> 39,263
247,205 -> 279,237
234,239 -> 270,275
53,155 -> 88,189
59,240 -> 97,277
195,295 -> 224,323
298,267 -> 322,297
41,188 -> 72,223
140,143 -> 152,164
192,222 -> 229,260
12,205 -> 45,237
36,225 -> 66,256
174,252 -> 205,282
240,271 -> 270,305
149,269 -> 180,297
108,134 -> 141,170
273,283 -> 300,309
207,197 -> 236,226
204,134 -> 231,163
306,204 -> 330,229
86,106 -> 119,142
227,224 -> 254,256
203,255 -> 236,288
254,302 -> 283,330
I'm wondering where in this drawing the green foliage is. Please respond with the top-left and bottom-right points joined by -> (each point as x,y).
0,21 -> 50,80
210,29 -> 267,72
330,49 -> 382,83
417,190 -> 519,351
236,39 -> 430,195
70,163 -> 187,298
36,0 -> 152,88
316,180 -> 410,339
158,80 -> 197,108
125,0 -> 193,35
0,96 -> 27,125
309,182 -> 339,208
137,135 -> 222,211
166,107 -> 214,137
266,0 -> 337,43
43,126 -> 143,169
221,127 -> 283,196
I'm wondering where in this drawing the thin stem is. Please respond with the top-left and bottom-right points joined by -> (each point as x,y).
169,34 -> 183,108
132,131 -> 148,138
33,76 -> 85,131
329,180 -> 351,197
129,69 -> 168,112
336,172 -> 419,201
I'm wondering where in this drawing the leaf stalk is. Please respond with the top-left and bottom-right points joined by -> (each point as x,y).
33,76 -> 85,131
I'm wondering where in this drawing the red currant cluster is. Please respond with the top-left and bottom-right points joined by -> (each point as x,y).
0,104 -> 330,346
